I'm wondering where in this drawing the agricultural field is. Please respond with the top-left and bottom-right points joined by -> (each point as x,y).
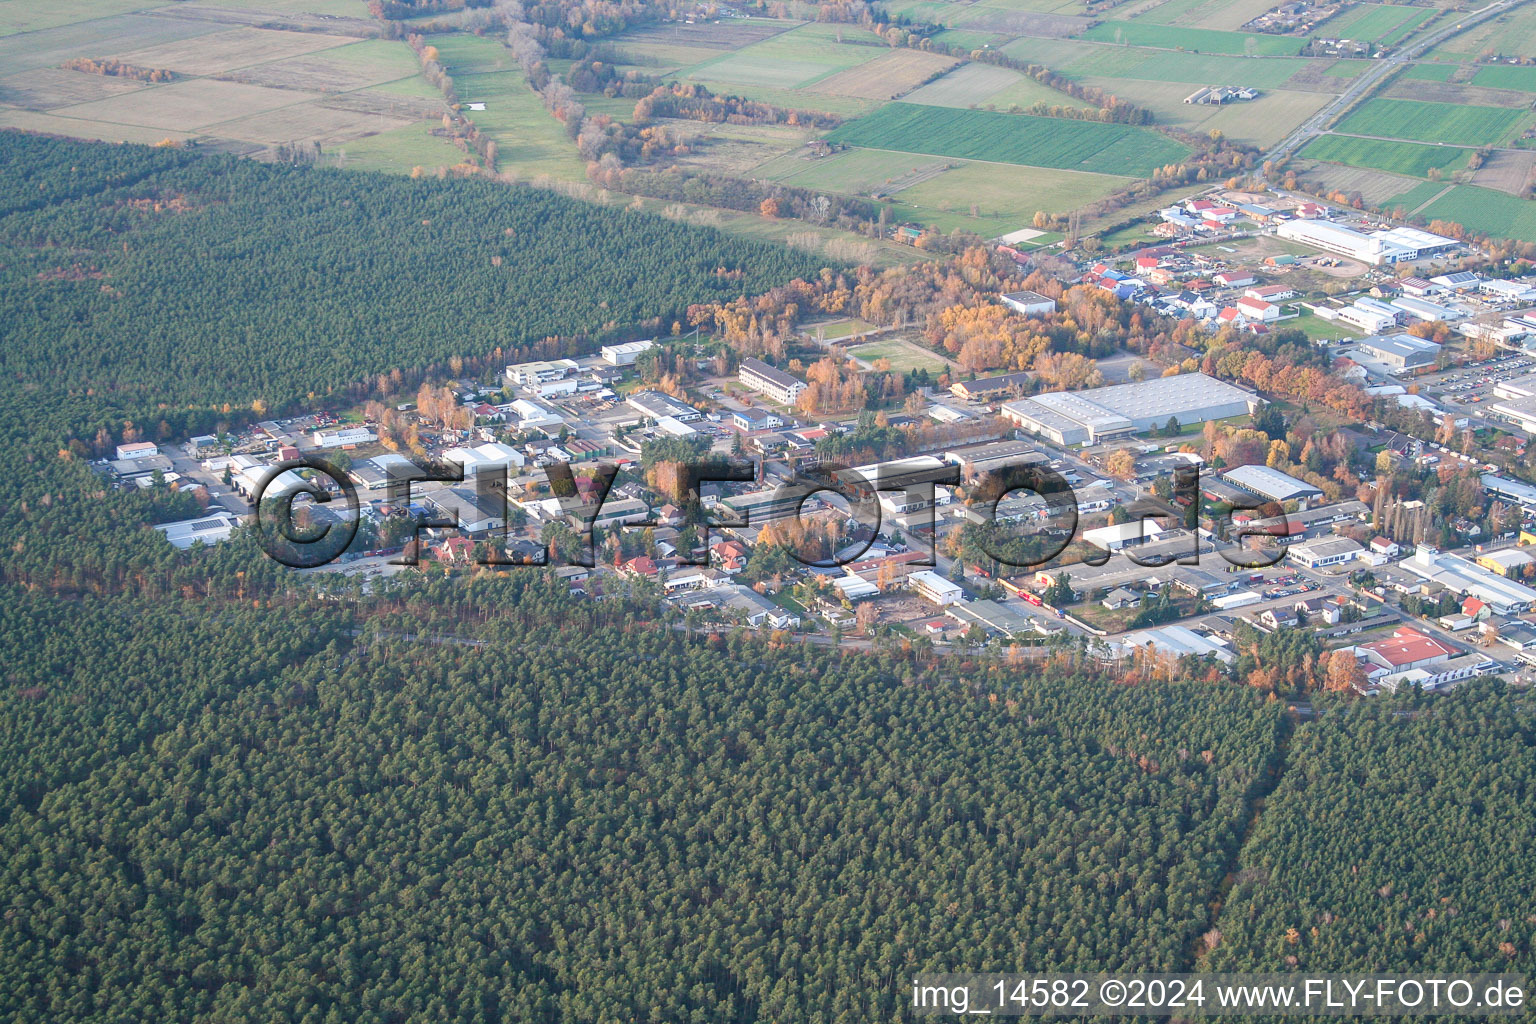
1126,0 -> 1278,32
1400,61 -> 1459,82
754,145 -> 1126,235
1388,183 -> 1536,242
825,102 -> 1190,177
1301,162 -> 1427,207
1313,3 -> 1435,45
889,161 -> 1128,233
1071,76 -> 1331,145
807,49 -> 958,100
903,62 -> 1091,113
1076,20 -> 1307,57
682,23 -> 887,92
1050,44 -> 1323,90
1334,97 -> 1527,147
1301,134 -> 1470,179
1427,2 -> 1536,60
431,38 -> 587,183
1472,65 -> 1536,93
0,0 -> 463,166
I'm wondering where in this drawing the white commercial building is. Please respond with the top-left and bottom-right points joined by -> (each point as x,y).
444,441 -> 526,475
1275,219 -> 1458,266
601,339 -> 655,365
1000,373 -> 1255,446
1118,625 -> 1234,664
1402,546 -> 1536,615
312,426 -> 376,449
505,359 -> 579,385
1356,333 -> 1440,371
1288,536 -> 1364,569
155,512 -> 242,550
1082,520 -> 1165,552
1338,303 -> 1399,335
738,358 -> 807,406
909,570 -> 964,607
1223,464 -> 1323,505
116,441 -> 159,460
999,290 -> 1058,316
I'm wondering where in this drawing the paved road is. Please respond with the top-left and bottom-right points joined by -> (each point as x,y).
1264,0 -> 1528,165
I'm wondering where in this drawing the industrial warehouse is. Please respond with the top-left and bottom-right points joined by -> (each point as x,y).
1000,373 -> 1257,446
1275,219 -> 1460,266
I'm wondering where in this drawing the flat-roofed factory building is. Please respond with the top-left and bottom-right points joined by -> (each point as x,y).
1001,373 -> 1256,446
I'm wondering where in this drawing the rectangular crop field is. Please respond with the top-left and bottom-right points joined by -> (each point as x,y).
891,161 -> 1130,231
53,79 -> 319,132
110,26 -> 352,75
1060,47 -> 1314,89
903,63 -> 1029,107
1335,97 -> 1525,147
0,0 -> 163,37
0,12 -> 225,75
1316,4 -> 1428,43
824,102 -> 1190,176
1132,0 -> 1279,31
1401,62 -> 1457,82
806,49 -> 958,99
1301,134 -> 1470,178
1076,20 -> 1306,56
1472,65 -> 1536,93
1401,184 -> 1536,244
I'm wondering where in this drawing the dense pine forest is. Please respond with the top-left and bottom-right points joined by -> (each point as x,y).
1208,687 -> 1536,974
0,576 -> 1287,1023
1,132 -> 1534,1023
0,133 -> 823,440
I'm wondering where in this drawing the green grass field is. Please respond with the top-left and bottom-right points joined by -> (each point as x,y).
1391,184 -> 1536,243
847,338 -> 952,373
755,146 -> 1129,234
1056,46 -> 1315,89
1317,3 -> 1426,43
1472,65 -> 1536,93
326,119 -> 467,174
1302,134 -> 1470,178
683,23 -> 885,91
1077,20 -> 1306,56
1335,97 -> 1525,147
825,102 -> 1190,177
1401,62 -> 1458,82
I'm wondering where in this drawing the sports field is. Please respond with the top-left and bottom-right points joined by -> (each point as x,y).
847,338 -> 953,373
1335,97 -> 1525,147
1472,65 -> 1536,93
825,102 -> 1190,177
1302,134 -> 1470,178
1077,21 -> 1306,57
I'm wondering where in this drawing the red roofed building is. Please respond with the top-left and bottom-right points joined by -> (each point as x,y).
433,536 -> 477,564
1218,306 -> 1242,324
1462,596 -> 1490,622
620,555 -> 658,579
711,540 -> 749,574
1135,256 -> 1160,275
1354,627 -> 1457,675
